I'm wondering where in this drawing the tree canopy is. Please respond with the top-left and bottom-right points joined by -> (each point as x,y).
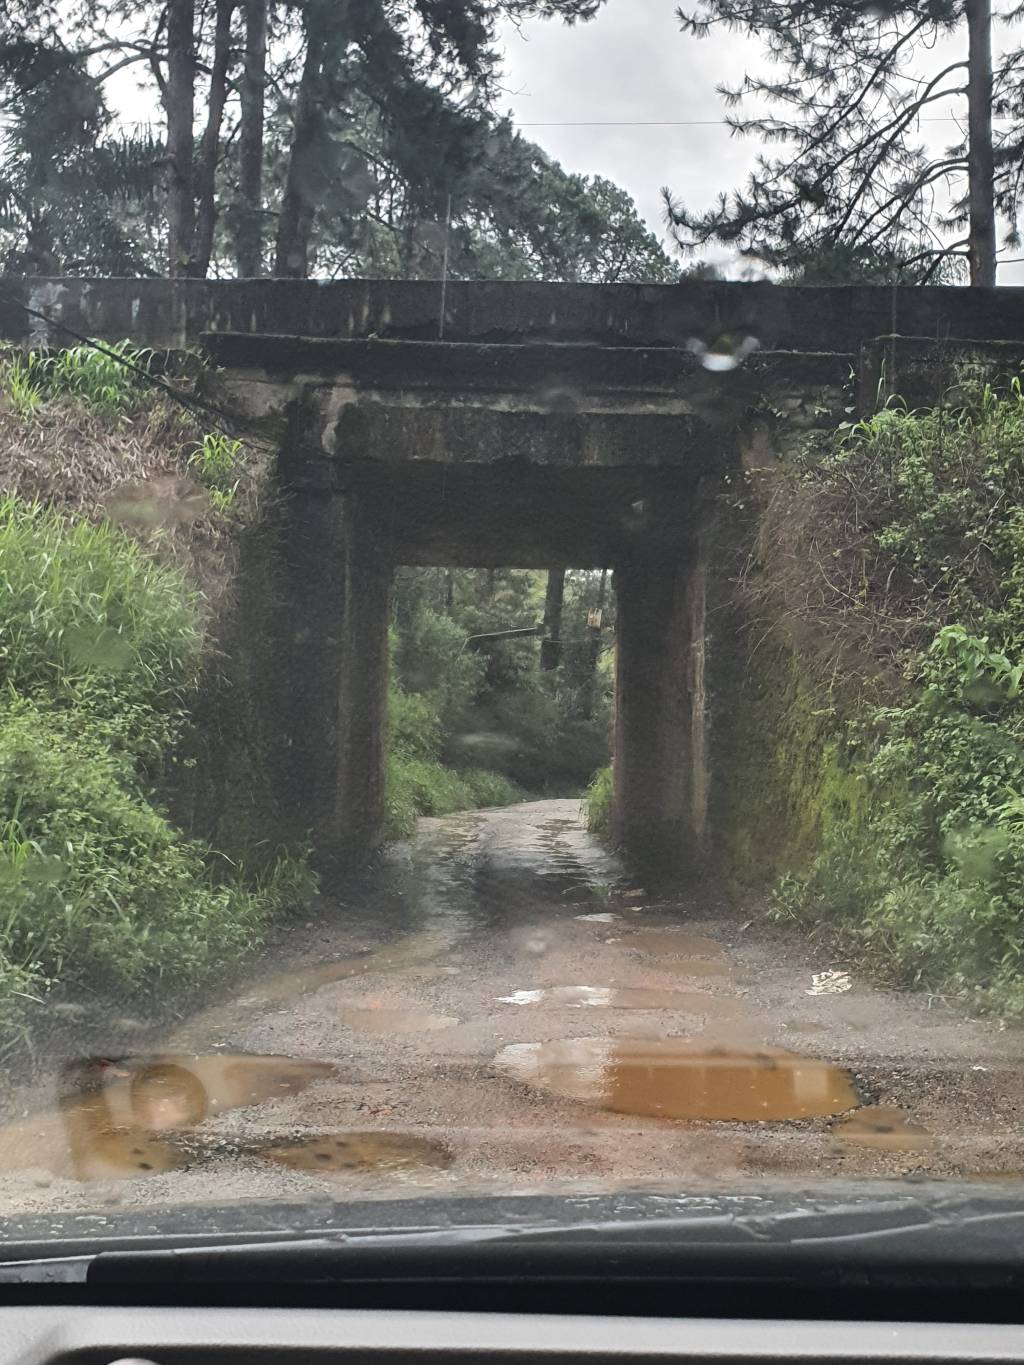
664,0 -> 1023,282
0,0 -> 677,283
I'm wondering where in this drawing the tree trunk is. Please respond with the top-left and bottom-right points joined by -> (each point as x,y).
165,0 -> 197,276
235,0 -> 268,276
192,0 -> 235,278
541,567 -> 565,671
274,0 -> 335,278
967,0 -> 996,287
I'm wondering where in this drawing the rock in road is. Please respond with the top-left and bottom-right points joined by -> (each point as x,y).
1,799 -> 1023,1214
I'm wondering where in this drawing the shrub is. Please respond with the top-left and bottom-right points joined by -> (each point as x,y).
0,495 -> 314,1051
383,750 -> 525,841
762,380 -> 1024,1016
0,703 -> 270,997
585,765 -> 614,838
0,496 -> 199,766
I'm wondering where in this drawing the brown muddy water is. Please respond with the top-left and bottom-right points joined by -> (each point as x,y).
496,986 -> 741,1015
261,1132 -> 452,1174
832,1104 -> 937,1152
496,1038 -> 859,1121
0,1053 -> 340,1180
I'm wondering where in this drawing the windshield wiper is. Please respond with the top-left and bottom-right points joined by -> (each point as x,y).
3,1188 -> 1024,1294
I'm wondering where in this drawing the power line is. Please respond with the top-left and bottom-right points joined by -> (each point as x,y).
516,116 -> 1016,127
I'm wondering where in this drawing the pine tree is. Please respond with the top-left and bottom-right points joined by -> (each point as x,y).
664,0 -> 1019,284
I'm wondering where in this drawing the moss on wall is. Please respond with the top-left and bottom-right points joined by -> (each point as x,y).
709,625 -> 869,892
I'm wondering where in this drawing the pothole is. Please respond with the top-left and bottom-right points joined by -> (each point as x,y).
258,1131 -> 452,1173
495,1037 -> 859,1121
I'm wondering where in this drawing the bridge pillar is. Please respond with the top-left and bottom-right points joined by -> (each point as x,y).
333,500 -> 392,870
268,468 -> 348,860
271,432 -> 391,875
613,542 -> 706,881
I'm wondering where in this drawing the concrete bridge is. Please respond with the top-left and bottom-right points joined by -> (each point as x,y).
5,276 -> 1024,876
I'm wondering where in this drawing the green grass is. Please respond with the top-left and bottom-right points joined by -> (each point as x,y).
383,681 -> 526,839
584,764 -> 613,838
383,753 -> 525,840
0,340 -> 152,418
0,495 -> 199,766
189,431 -> 243,510
0,494 -> 314,1057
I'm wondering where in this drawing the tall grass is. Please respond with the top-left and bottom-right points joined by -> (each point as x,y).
0,496 -> 199,765
383,680 -> 525,839
0,341 -> 151,418
584,765 -> 613,837
0,494 -> 311,1054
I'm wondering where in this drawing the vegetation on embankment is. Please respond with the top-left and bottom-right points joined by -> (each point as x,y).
0,343 -> 616,1051
721,377 -> 1024,1017
0,342 -> 312,1058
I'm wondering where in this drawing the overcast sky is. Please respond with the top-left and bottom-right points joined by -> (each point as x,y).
496,0 -> 1024,283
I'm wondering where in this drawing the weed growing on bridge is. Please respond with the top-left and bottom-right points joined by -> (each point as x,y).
189,432 -> 242,510
584,765 -> 613,838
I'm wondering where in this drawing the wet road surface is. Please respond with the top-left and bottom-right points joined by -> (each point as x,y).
3,798 -> 1024,1214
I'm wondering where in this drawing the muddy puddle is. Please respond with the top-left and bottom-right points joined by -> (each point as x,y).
497,986 -> 741,1016
654,957 -> 737,980
340,1008 -> 459,1034
260,1131 -> 452,1174
256,929 -> 456,1003
625,929 -> 726,957
832,1104 -> 937,1152
0,1052 -> 336,1181
496,1037 -> 858,1121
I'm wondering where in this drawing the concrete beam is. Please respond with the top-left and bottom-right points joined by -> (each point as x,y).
355,464 -> 697,568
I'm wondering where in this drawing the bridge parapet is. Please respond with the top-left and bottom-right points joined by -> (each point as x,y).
4,275 -> 1024,353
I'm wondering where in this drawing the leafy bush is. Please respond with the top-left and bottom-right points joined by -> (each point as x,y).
0,495 -> 313,1051
0,496 -> 199,766
0,703 -> 270,997
383,752 -> 524,840
383,676 -> 525,838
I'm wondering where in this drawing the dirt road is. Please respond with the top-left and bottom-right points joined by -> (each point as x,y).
2,798 -> 1024,1215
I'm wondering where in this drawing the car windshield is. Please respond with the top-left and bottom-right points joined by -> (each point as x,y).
0,0 -> 1022,1243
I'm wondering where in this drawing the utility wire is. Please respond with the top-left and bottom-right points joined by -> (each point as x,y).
516,116 -> 1018,126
